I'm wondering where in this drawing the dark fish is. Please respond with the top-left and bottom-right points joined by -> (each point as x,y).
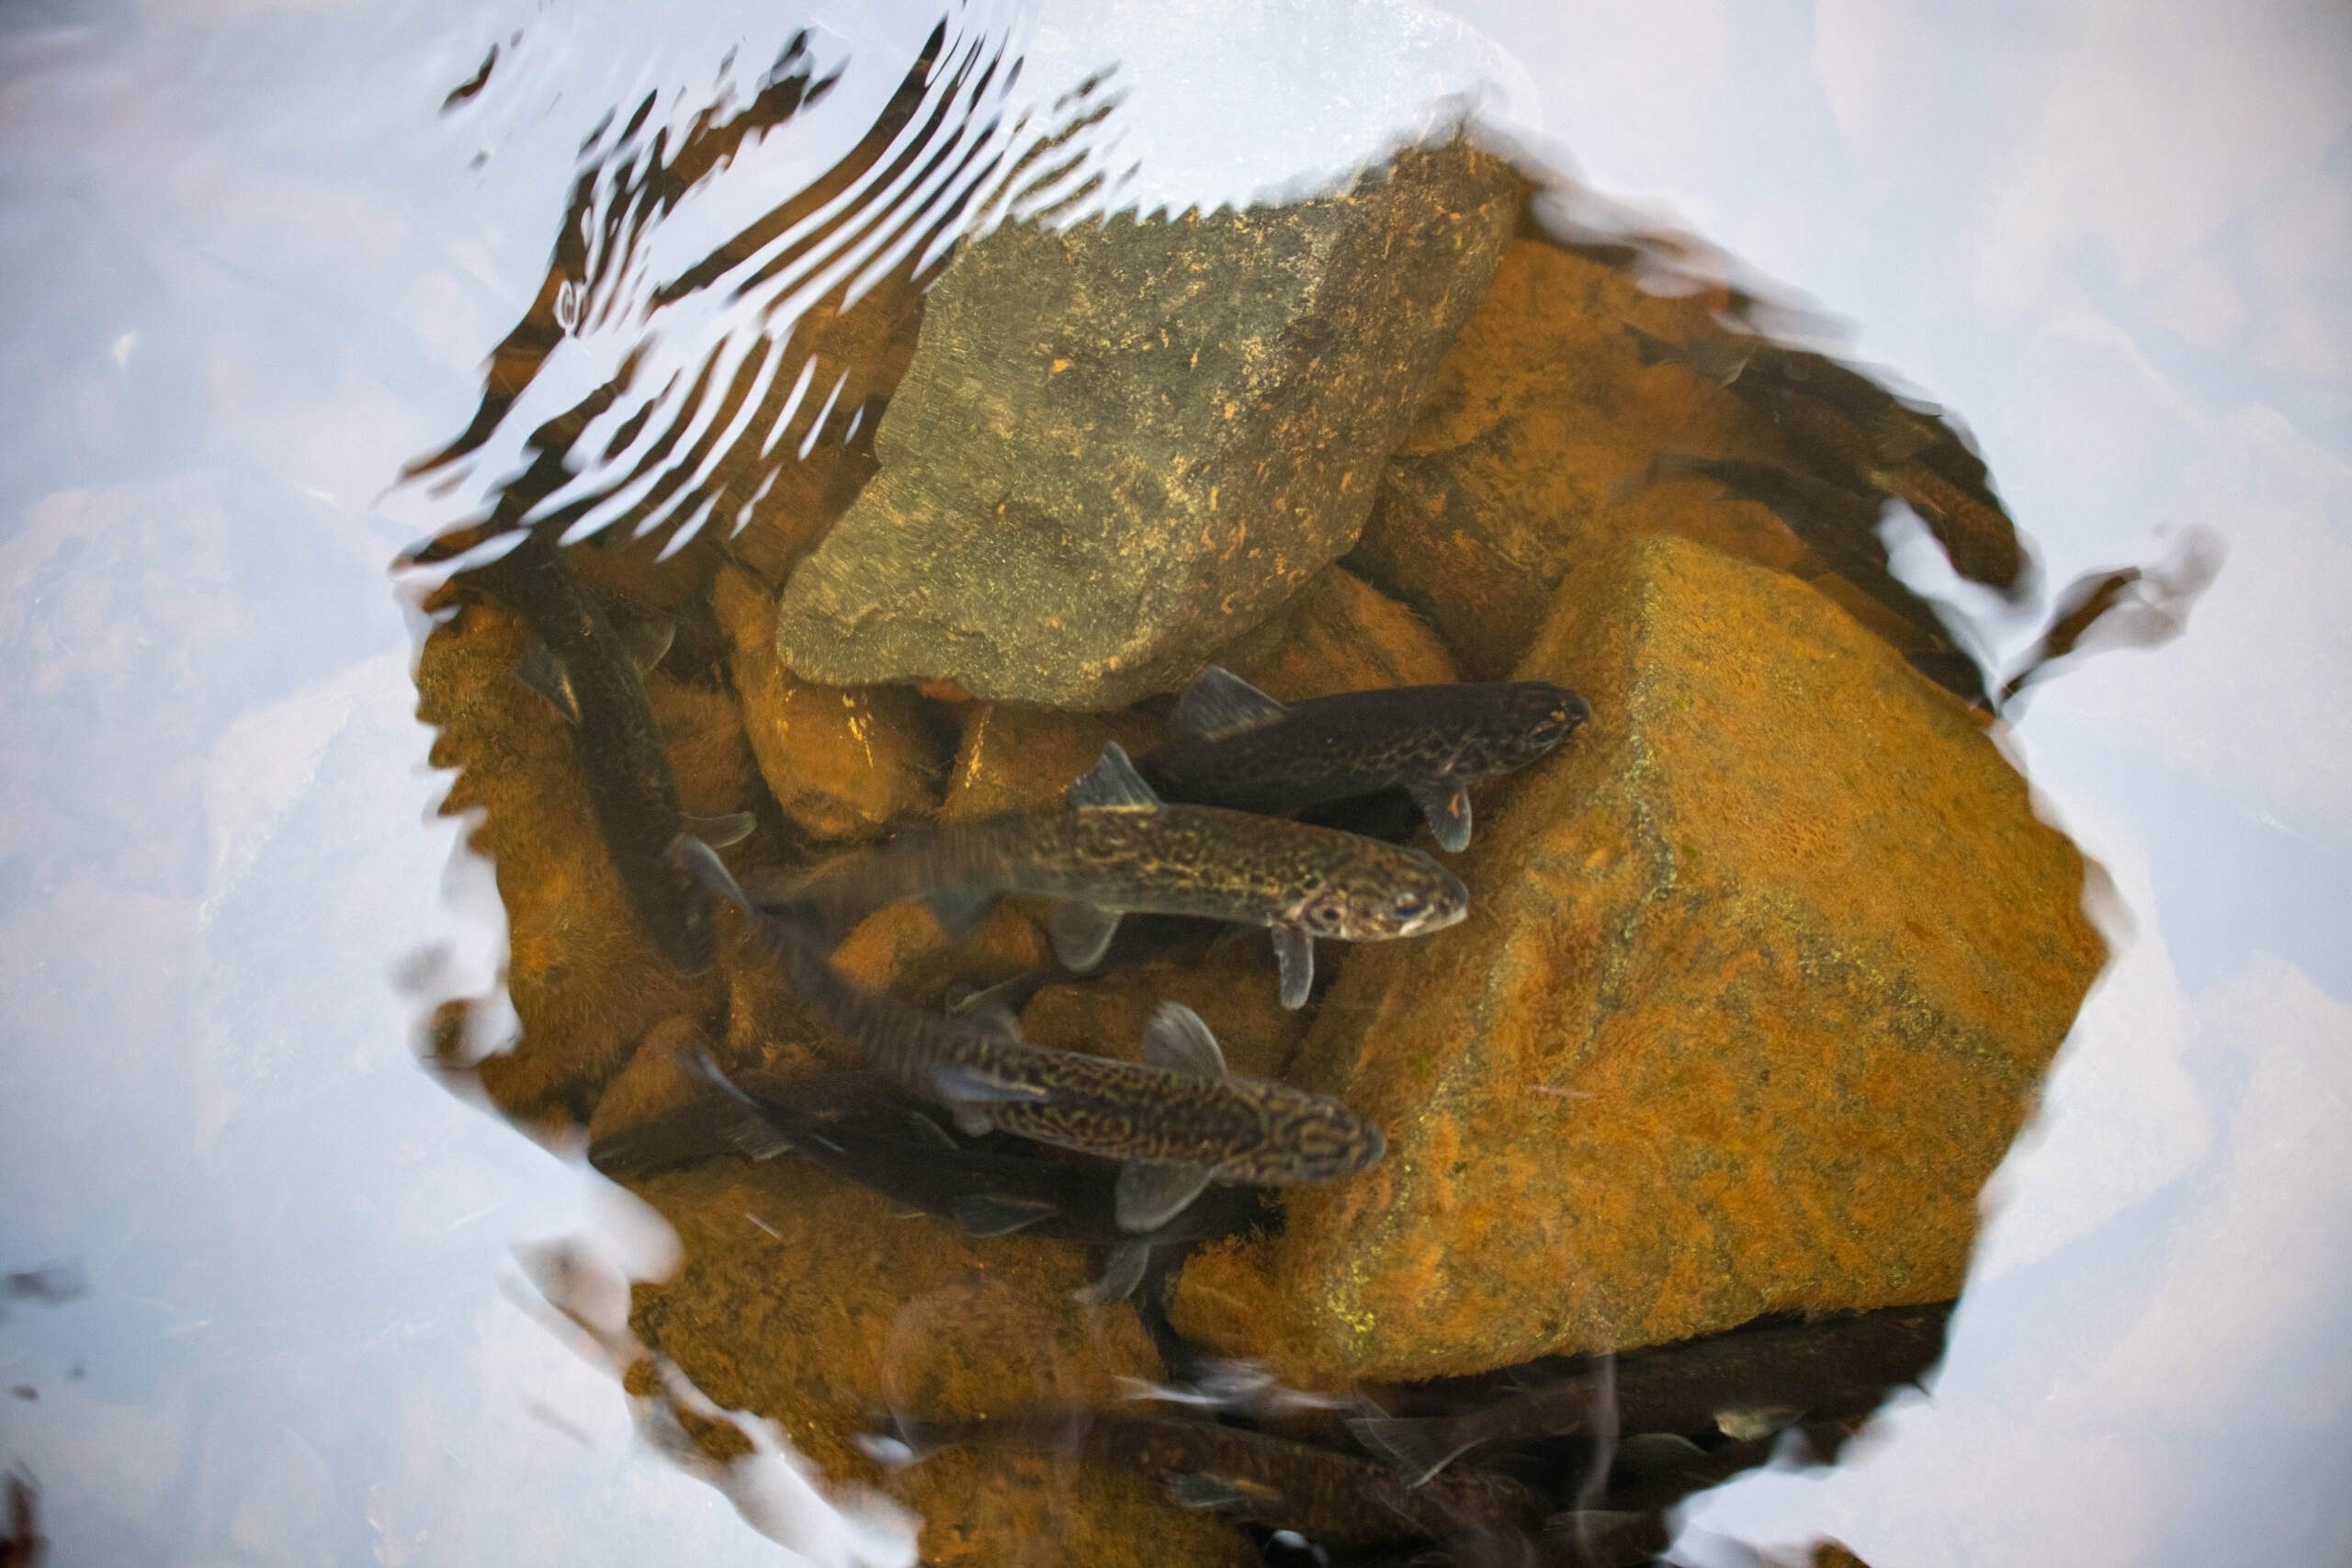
1626,324 -> 2030,599
893,1410 -> 1544,1545
1635,454 -> 1994,708
1136,668 -> 1589,852
1,1468 -> 43,1568
0,1263 -> 85,1314
775,741 -> 1468,1009
1349,1302 -> 1952,1485
591,1061 -> 1272,1303
684,840 -> 1386,1232
2001,526 -> 2222,704
455,531 -> 752,974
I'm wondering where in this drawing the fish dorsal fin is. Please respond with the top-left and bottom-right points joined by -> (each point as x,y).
619,616 -> 676,675
1115,1159 -> 1215,1233
1076,1241 -> 1152,1306
1141,1003 -> 1226,1078
1172,665 -> 1285,740
1069,742 -> 1164,812
514,640 -> 582,725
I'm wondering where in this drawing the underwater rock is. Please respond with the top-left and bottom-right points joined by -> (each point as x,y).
1172,536 -> 2105,1383
1210,563 -> 1457,701
718,277 -> 929,590
773,139 -> 1521,709
645,675 -> 762,823
415,599 -> 716,1118
629,1160 -> 1257,1567
1347,237 -> 1811,681
941,704 -> 1163,821
713,562 -> 942,841
586,1016 -> 709,1145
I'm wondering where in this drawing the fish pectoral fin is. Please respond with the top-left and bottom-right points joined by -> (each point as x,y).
1408,782 -> 1474,852
1171,664 -> 1286,740
1048,903 -> 1124,973
513,640 -> 582,725
922,887 -> 1001,942
716,1114 -> 795,1162
928,1060 -> 1052,1105
1163,1472 -> 1251,1514
1140,1003 -> 1226,1078
1068,741 -> 1164,812
902,1111 -> 960,1150
1343,1415 -> 1475,1488
1271,926 -> 1315,1010
1115,1160 -> 1215,1233
949,1193 -> 1061,1237
618,616 -> 676,676
947,975 -> 1031,1038
675,838 -> 753,913
683,810 -> 757,849
1076,1241 -> 1151,1305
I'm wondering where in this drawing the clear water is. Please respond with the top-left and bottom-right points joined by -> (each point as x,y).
3,2 -> 2348,1563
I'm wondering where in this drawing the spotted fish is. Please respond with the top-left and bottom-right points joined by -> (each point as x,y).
683,840 -> 1386,1233
775,742 -> 1467,1009
456,531 -> 752,973
1136,667 -> 1588,852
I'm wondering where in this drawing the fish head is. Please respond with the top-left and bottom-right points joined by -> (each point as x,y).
1449,682 -> 1591,780
1273,1090 -> 1388,1179
1288,852 -> 1467,942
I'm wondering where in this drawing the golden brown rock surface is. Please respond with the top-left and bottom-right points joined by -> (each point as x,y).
1348,237 -> 1806,680
1171,535 -> 2105,1383
1211,563 -> 1457,699
629,1160 -> 1256,1568
714,561 -> 943,841
941,703 -> 1162,821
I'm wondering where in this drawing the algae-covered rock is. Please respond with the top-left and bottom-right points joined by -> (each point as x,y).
630,1160 -> 1255,1568
1347,237 -> 1803,680
774,139 -> 1521,709
714,562 -> 943,840
1172,535 -> 2105,1383
1211,563 -> 1457,700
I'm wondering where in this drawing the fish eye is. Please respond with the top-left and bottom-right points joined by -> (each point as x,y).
1392,890 -> 1426,919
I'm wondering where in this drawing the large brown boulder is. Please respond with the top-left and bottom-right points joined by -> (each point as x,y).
1172,534 -> 2106,1383
773,140 -> 1521,709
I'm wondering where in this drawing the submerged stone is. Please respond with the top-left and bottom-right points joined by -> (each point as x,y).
1210,563 -> 1457,701
774,139 -> 1521,709
1172,535 -> 2105,1383
1348,237 -> 1808,680
714,562 -> 942,841
631,1160 -> 1257,1568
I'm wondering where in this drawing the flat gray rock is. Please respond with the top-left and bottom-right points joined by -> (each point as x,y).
773,138 -> 1520,709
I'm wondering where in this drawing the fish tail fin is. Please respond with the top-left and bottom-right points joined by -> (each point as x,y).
1345,1414 -> 1476,1488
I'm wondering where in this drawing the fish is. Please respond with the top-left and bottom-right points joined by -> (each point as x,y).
1634,454 -> 1995,708
1135,668 -> 1589,852
772,741 -> 1468,1009
1625,323 -> 2031,599
590,1060 -> 1274,1303
889,1410 -> 1544,1546
1348,1302 -> 1952,1485
684,840 -> 1387,1233
2000,525 -> 2222,704
457,530 -> 752,974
